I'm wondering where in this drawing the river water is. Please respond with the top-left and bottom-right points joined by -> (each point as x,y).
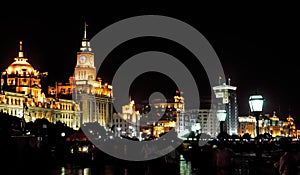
42,159 -> 191,175
5,155 -> 191,175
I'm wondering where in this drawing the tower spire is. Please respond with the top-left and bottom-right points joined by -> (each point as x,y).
80,22 -> 91,52
18,41 -> 24,58
84,21 -> 88,39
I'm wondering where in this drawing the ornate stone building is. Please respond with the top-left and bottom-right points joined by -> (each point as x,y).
48,23 -> 113,129
1,23 -> 113,130
238,112 -> 298,138
1,41 -> 80,130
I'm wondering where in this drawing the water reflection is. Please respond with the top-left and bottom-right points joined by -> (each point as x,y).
60,167 -> 90,175
51,166 -> 111,175
45,160 -> 192,175
179,155 -> 192,175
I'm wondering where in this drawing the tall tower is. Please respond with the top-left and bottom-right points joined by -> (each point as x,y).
72,22 -> 113,129
213,77 -> 238,135
74,22 -> 96,86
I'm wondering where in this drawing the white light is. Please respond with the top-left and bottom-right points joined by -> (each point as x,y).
217,109 -> 227,122
82,146 -> 89,153
249,95 -> 264,112
61,132 -> 65,137
191,123 -> 201,132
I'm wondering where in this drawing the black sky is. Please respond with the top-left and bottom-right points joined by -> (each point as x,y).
0,5 -> 299,126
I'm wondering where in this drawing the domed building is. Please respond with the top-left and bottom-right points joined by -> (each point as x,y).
0,41 -> 80,130
0,23 -> 114,132
2,41 -> 43,98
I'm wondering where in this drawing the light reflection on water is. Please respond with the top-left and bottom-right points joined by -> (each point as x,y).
49,165 -> 116,175
34,153 -> 193,175
61,167 -> 90,175
46,161 -> 192,175
179,155 -> 192,175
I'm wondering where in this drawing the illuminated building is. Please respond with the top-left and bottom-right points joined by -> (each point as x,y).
238,115 -> 256,137
152,94 -> 184,135
173,93 -> 185,134
137,92 -> 185,138
213,77 -> 238,135
48,23 -> 113,129
1,23 -> 113,131
111,100 -> 141,137
261,112 -> 283,137
0,41 -> 80,129
2,41 -> 45,98
183,109 -> 219,137
238,112 -> 298,138
283,114 -> 297,137
153,120 -> 176,138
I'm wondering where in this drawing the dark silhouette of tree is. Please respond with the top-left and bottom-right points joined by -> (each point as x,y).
242,133 -> 251,141
217,131 -> 230,141
0,112 -> 22,134
262,133 -> 272,140
230,134 -> 240,141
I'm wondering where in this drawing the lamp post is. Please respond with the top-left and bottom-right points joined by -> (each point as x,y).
217,109 -> 227,134
248,95 -> 264,138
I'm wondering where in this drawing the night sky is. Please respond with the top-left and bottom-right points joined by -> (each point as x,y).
0,6 -> 299,126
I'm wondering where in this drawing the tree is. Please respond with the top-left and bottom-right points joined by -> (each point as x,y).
217,132 -> 230,141
241,133 -> 251,141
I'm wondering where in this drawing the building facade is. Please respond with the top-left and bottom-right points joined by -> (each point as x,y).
0,41 -> 80,130
213,78 -> 238,135
48,23 -> 113,129
183,109 -> 219,137
238,112 -> 298,138
134,93 -> 184,139
238,115 -> 256,138
111,100 -> 141,138
1,24 -> 113,131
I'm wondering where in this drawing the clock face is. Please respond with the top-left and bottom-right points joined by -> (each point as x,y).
89,56 -> 93,64
79,55 -> 86,64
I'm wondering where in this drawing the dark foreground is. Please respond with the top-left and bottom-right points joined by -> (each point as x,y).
1,136 -> 300,175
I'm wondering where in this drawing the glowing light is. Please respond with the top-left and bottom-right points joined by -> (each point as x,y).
249,95 -> 264,112
82,146 -> 89,153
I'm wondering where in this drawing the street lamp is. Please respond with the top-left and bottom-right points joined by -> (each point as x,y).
248,94 -> 264,138
217,109 -> 227,134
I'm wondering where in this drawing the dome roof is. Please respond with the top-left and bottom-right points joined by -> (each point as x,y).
5,41 -> 39,76
6,58 -> 39,76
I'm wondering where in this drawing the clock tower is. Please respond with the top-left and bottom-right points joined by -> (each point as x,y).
72,22 -> 113,128
74,22 -> 96,86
